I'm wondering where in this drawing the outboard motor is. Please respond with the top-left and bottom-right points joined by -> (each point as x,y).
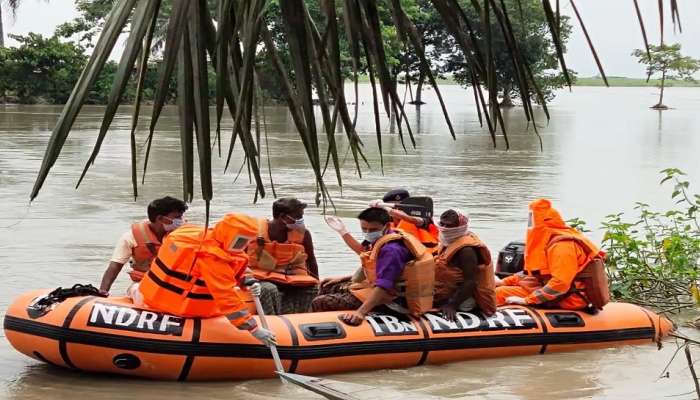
496,241 -> 525,278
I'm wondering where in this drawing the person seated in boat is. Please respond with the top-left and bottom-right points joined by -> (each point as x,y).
495,199 -> 607,311
323,189 -> 439,259
313,207 -> 435,325
99,196 -> 188,300
137,213 -> 277,347
433,209 -> 497,319
245,197 -> 319,315
373,188 -> 439,249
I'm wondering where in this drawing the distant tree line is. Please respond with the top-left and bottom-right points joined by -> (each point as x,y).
0,0 -> 573,106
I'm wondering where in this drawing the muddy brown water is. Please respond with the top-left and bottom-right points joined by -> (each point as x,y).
1,85 -> 700,399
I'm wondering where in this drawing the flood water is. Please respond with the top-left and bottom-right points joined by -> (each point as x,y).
2,85 -> 700,399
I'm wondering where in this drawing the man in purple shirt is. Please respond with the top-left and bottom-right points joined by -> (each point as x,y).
312,208 -> 414,325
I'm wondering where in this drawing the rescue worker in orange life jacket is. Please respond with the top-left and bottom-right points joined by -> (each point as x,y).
315,208 -> 435,325
372,189 -> 439,248
495,199 -> 604,310
99,196 -> 187,301
433,209 -> 497,320
138,213 -> 276,346
246,198 -> 320,315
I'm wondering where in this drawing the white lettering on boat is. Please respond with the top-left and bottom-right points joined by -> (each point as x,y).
366,314 -> 420,336
88,303 -> 185,336
427,309 -> 537,333
366,308 -> 537,336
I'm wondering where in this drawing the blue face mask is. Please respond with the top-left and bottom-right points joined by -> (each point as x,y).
364,230 -> 384,244
163,217 -> 184,232
286,217 -> 305,231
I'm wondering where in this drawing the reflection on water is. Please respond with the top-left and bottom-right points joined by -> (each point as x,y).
1,85 -> 700,399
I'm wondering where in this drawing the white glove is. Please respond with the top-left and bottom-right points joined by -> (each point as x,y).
505,296 -> 527,305
369,199 -> 383,208
324,215 -> 349,236
251,326 -> 277,346
248,282 -> 262,297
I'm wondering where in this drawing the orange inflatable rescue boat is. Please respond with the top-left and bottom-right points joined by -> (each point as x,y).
4,286 -> 673,381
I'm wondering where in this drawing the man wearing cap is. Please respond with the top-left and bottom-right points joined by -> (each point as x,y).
372,188 -> 439,248
246,198 -> 320,314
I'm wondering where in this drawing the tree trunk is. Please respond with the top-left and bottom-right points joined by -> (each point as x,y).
0,6 -> 5,104
410,71 -> 426,106
652,69 -> 669,110
389,96 -> 396,133
500,85 -> 515,107
0,5 -> 5,48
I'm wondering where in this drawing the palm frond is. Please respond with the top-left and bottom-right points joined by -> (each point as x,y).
27,0 -> 683,219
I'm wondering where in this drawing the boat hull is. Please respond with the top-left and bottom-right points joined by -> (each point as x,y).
3,289 -> 673,381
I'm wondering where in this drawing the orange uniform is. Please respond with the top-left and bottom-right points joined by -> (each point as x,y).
127,221 -> 161,282
495,199 -> 604,310
139,214 -> 259,331
246,219 -> 319,287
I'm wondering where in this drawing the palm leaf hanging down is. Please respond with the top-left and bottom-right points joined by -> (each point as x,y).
32,0 -> 667,217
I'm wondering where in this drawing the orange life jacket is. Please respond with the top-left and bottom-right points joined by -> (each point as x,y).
350,232 -> 435,316
545,235 -> 610,310
393,220 -> 439,249
246,219 -> 319,287
128,221 -> 161,282
434,232 -> 497,316
139,224 -> 255,330
526,226 -> 601,277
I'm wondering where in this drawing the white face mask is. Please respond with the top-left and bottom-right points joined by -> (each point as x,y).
364,230 -> 384,244
285,217 -> 306,231
163,217 -> 184,232
438,225 -> 468,245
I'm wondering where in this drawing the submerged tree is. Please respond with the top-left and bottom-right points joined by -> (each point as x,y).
633,43 -> 700,110
439,0 -> 574,107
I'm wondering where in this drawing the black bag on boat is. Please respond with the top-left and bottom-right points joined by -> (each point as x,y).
496,241 -> 525,278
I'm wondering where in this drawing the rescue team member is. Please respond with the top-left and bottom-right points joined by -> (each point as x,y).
495,199 -> 605,310
138,213 -> 276,346
433,209 -> 497,319
313,208 -> 434,326
99,196 -> 188,300
374,188 -> 439,248
246,198 -> 320,315
323,188 -> 439,257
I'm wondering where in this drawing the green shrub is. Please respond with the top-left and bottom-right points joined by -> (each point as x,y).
603,168 -> 700,312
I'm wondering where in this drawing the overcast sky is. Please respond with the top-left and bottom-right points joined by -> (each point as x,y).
3,0 -> 700,78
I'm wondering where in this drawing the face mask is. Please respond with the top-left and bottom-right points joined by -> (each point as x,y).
163,217 -> 184,232
286,217 -> 305,231
438,225 -> 468,245
364,230 -> 384,244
